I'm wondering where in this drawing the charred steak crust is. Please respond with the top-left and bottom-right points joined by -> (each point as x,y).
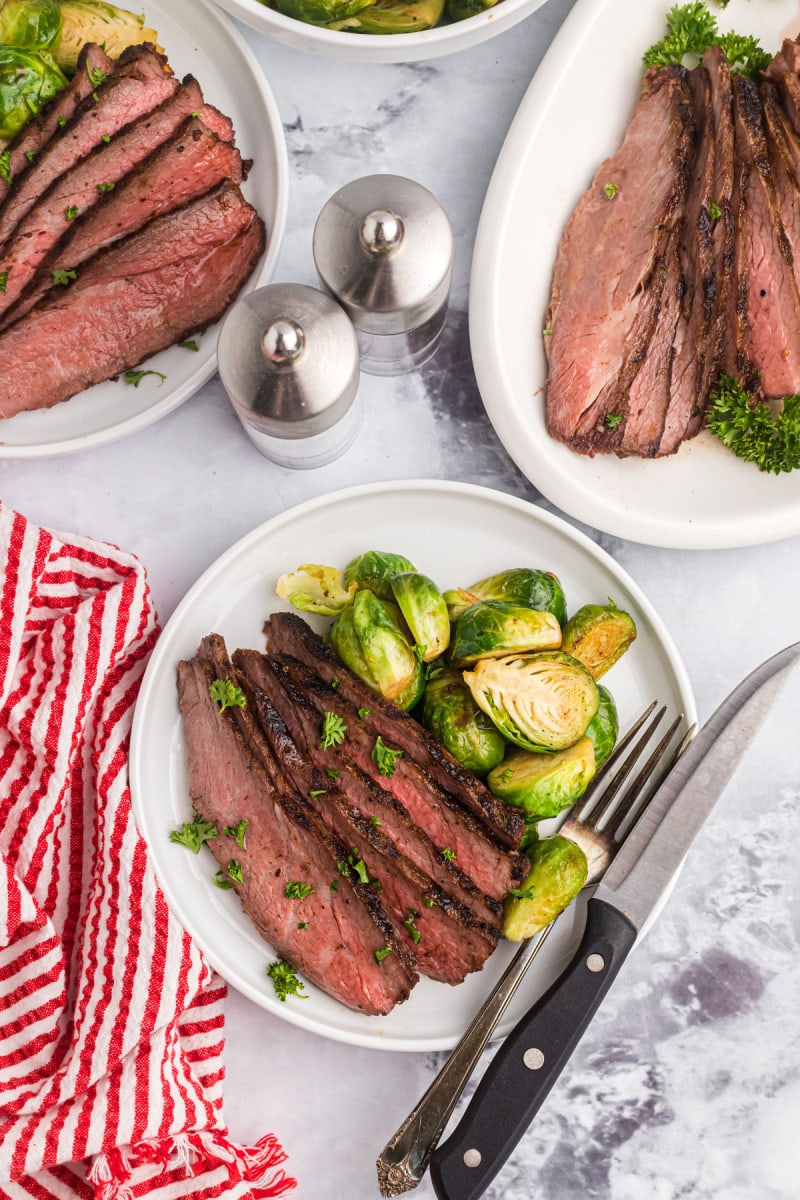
264,611 -> 523,848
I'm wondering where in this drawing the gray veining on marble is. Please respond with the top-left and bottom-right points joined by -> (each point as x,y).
2,0 -> 799,1195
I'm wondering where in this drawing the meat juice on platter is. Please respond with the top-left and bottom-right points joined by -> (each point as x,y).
0,7 -> 265,417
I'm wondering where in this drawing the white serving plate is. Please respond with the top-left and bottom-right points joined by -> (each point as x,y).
212,0 -> 550,63
0,0 -> 288,459
470,0 -> 800,549
129,480 -> 696,1052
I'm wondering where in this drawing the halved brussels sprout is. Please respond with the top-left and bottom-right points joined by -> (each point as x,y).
503,834 -> 588,942
463,650 -> 600,753
487,737 -> 595,819
390,571 -> 449,662
393,654 -> 426,712
343,550 -> 415,601
0,0 -> 61,50
276,563 -> 357,616
444,569 -> 567,626
329,602 -> 376,687
446,0 -> 498,19
56,2 -> 160,72
561,601 -> 636,680
584,685 -> 618,767
351,587 -> 416,701
422,668 -> 505,776
449,601 -> 562,668
0,46 -> 66,142
329,0 -> 443,30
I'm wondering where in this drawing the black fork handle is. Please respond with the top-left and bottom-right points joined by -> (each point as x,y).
429,898 -> 637,1200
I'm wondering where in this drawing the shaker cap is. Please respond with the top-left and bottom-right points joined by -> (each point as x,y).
313,174 -> 454,336
217,283 -> 359,441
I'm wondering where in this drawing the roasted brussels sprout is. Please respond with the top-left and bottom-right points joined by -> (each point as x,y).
449,601 -> 561,668
0,0 -> 61,50
329,602 -> 375,688
390,571 -> 449,662
503,834 -> 588,941
446,0 -> 499,20
276,563 -> 357,616
463,650 -> 600,753
561,601 -> 637,680
444,568 -> 567,626
0,46 -> 66,142
351,587 -> 417,701
422,668 -> 505,776
487,736 -> 595,819
56,2 -> 160,72
393,654 -> 426,712
343,550 -> 415,602
329,0 -> 444,31
584,685 -> 618,767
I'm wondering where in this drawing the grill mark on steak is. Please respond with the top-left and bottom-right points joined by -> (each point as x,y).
0,184 -> 265,418
234,647 -> 503,930
544,66 -> 694,451
267,653 -> 528,904
180,646 -> 416,1014
0,81 -> 242,321
0,45 -> 113,209
264,611 -> 522,847
1,108 -> 243,330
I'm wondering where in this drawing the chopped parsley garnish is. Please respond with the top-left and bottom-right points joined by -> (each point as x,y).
402,909 -> 421,945
708,197 -> 721,221
642,2 -> 770,80
169,812 -> 218,853
542,327 -> 553,336
213,869 -> 233,890
97,181 -> 115,194
267,960 -> 307,1002
209,677 -> 246,713
423,896 -> 436,908
284,880 -> 314,899
51,268 -> 77,286
309,789 -> 326,800
0,273 -> 7,295
604,412 -> 623,430
101,134 -> 111,143
191,110 -> 200,118
58,116 -> 67,128
0,151 -> 11,184
370,816 -> 381,826
507,886 -> 535,900
179,339 -> 200,351
298,921 -> 308,930
227,859 -> 243,884
348,848 -> 370,885
374,947 -> 393,964
441,847 -> 456,862
65,205 -> 78,221
25,150 -> 36,163
223,818 -> 247,848
124,368 -> 166,388
87,64 -> 109,87
337,860 -> 350,878
706,374 -> 800,473
357,707 -> 371,720
326,768 -> 340,780
330,879 -> 339,893
372,735 -> 403,779
603,181 -> 619,200
331,676 -> 339,689
321,710 -> 347,749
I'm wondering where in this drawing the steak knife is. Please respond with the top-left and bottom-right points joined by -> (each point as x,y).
429,641 -> 800,1200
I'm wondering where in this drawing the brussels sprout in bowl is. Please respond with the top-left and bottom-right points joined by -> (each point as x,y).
210,0 -> 553,62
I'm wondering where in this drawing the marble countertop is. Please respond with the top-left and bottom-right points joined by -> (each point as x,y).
3,1 -> 800,1196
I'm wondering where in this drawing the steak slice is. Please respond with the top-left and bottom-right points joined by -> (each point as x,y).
0,45 -> 113,208
234,647 -> 503,930
0,184 -> 265,418
0,82 -> 241,321
179,651 -> 416,1015
0,45 -> 177,252
264,612 -> 522,848
268,654 -> 528,904
762,82 -> 800,306
1,108 -> 242,328
544,66 -> 693,451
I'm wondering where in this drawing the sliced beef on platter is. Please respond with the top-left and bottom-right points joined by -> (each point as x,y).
0,46 -> 177,253
1,107 -> 243,328
543,65 -> 694,452
761,82 -> 800,305
264,611 -> 523,849
234,647 -> 503,930
0,184 -> 264,418
0,83 -> 242,321
0,44 -> 113,208
264,652 -> 529,905
178,649 -> 417,1016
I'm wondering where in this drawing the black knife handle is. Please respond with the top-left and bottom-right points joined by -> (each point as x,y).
429,898 -> 637,1200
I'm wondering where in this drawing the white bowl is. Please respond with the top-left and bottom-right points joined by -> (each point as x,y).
213,0 -> 551,62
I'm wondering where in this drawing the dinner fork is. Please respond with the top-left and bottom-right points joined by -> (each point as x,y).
376,702 -> 693,1197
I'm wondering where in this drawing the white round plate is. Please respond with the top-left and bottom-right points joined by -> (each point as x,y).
130,481 -> 695,1051
212,0 -> 550,64
470,0 -> 800,549
0,0 -> 288,459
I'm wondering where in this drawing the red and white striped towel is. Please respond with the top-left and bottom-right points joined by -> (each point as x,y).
0,505 -> 295,1200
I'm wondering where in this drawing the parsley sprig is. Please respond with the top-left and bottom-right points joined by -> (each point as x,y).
642,2 -> 770,81
706,375 -> 800,473
371,735 -> 403,779
284,880 -> 314,899
209,677 -> 246,714
321,711 -> 347,749
267,960 -> 307,1002
170,811 -> 218,853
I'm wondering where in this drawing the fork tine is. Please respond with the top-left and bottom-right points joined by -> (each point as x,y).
576,704 -> 666,827
602,713 -> 684,840
573,700 -> 658,814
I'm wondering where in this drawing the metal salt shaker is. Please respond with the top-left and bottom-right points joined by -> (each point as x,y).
216,282 -> 361,468
313,174 -> 454,376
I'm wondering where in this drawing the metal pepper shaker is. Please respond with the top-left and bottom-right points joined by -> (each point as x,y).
313,174 -> 454,376
216,282 -> 361,468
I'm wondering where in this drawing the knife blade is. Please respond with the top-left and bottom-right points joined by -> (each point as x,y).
429,641 -> 800,1200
